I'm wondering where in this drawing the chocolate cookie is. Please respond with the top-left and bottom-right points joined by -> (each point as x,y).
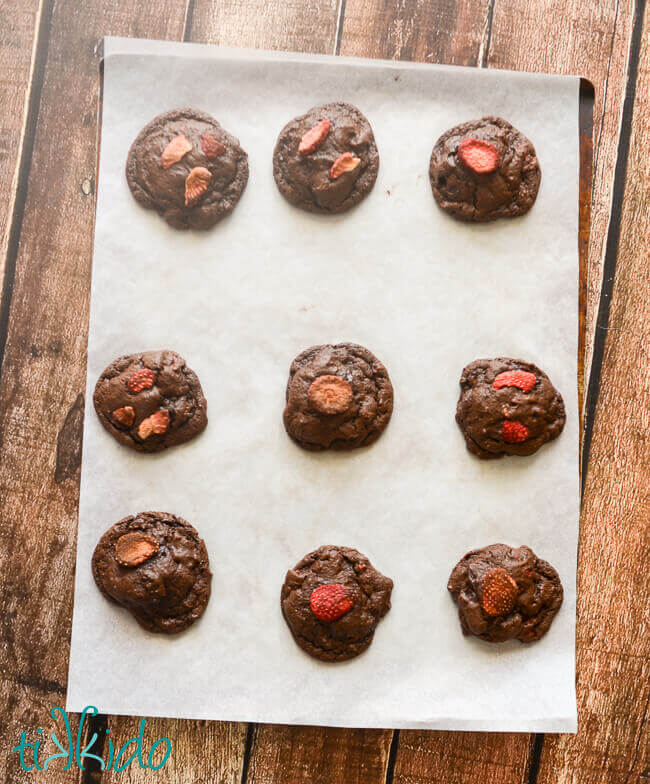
93,350 -> 208,453
447,543 -> 563,643
455,357 -> 565,459
283,343 -> 394,451
429,116 -> 541,222
273,102 -> 379,214
92,511 -> 212,634
126,108 -> 249,230
281,545 -> 393,662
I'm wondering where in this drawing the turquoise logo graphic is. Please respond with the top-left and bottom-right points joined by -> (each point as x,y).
12,705 -> 171,773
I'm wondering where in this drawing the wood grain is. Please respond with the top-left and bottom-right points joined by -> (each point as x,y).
189,0 -> 341,53
391,731 -> 535,784
537,3 -> 650,781
246,725 -> 394,784
339,0 -> 492,63
98,717 -> 247,784
0,0 -> 43,303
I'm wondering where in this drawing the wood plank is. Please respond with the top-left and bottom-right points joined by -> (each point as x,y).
97,716 -> 247,784
339,0 -> 492,63
189,0 -> 341,53
536,3 -> 650,781
246,725 -> 393,784
391,731 -> 533,784
0,2 -> 250,783
0,0 -> 43,302
339,2 -> 533,782
488,0 -> 635,389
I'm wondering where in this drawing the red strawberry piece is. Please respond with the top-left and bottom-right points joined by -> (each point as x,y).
112,405 -> 135,427
457,138 -> 500,174
137,410 -> 170,440
201,133 -> 226,159
329,152 -> 361,179
480,568 -> 519,616
502,420 -> 530,443
127,368 -> 155,393
493,370 -> 537,392
309,584 -> 354,622
161,133 -> 192,169
185,166 -> 212,206
298,119 -> 330,156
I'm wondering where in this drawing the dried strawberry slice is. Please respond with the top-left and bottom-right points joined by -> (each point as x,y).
309,584 -> 354,622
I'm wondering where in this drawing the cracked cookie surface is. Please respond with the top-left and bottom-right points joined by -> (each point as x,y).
281,545 -> 393,662
447,543 -> 563,643
93,350 -> 208,453
273,102 -> 379,214
283,342 -> 394,451
429,116 -> 541,222
126,108 -> 248,230
455,357 -> 565,459
92,511 -> 212,634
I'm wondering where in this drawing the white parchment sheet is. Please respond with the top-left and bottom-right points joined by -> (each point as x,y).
68,37 -> 579,731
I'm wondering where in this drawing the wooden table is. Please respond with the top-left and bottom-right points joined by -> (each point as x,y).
0,1 -> 648,782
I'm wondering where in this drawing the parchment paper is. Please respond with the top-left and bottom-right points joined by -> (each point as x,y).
67,37 -> 579,731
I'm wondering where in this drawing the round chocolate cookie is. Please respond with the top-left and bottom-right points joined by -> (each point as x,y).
455,357 -> 565,459
126,108 -> 248,230
447,543 -> 563,643
93,350 -> 208,453
273,102 -> 379,214
92,511 -> 212,634
281,545 -> 393,662
283,343 -> 394,451
429,116 -> 541,222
